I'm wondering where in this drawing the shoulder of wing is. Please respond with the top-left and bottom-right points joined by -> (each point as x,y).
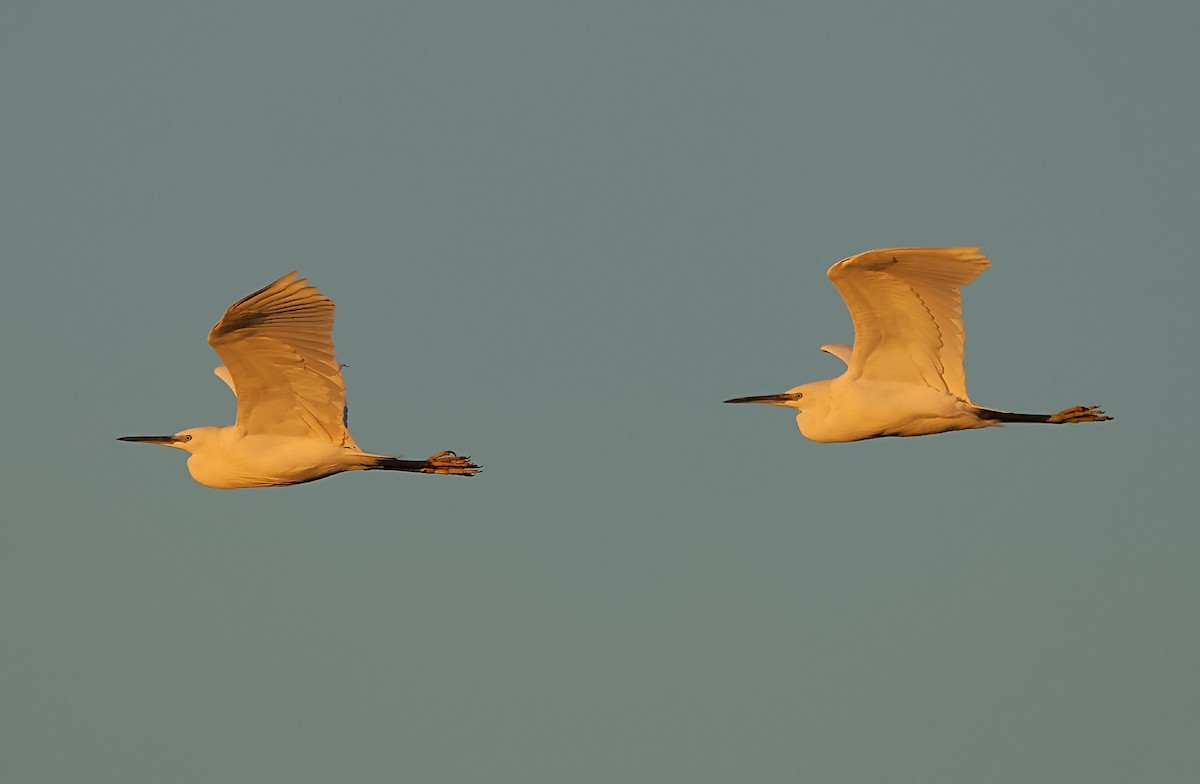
819,343 -> 854,365
213,365 -> 237,394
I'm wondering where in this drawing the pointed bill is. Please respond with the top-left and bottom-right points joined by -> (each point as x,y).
723,393 -> 801,406
118,435 -> 184,444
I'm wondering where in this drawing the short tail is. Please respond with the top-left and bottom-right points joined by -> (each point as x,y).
365,450 -> 481,477
976,404 -> 1112,425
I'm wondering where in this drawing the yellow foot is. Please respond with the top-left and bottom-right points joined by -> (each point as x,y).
1048,405 -> 1112,424
423,450 -> 481,476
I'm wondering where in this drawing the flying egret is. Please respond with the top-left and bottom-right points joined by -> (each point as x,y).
119,272 -> 480,487
725,247 -> 1112,442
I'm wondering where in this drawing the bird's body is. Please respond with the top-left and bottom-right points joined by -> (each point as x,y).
725,247 -> 1110,442
161,429 -> 369,489
120,272 -> 479,488
783,378 -> 993,443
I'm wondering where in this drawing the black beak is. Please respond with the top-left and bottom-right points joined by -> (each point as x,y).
723,393 -> 800,405
117,435 -> 181,444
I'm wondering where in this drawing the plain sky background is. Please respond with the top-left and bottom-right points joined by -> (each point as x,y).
3,1 -> 1198,782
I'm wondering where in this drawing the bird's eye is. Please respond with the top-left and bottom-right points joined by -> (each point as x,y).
184,434 -> 193,442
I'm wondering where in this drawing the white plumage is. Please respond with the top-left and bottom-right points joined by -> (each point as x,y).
725,247 -> 1111,442
120,272 -> 479,488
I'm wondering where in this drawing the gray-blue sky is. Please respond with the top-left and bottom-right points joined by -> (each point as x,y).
2,1 -> 1197,782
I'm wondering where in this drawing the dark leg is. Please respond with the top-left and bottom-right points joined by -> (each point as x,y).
367,451 -> 480,476
976,405 -> 1111,424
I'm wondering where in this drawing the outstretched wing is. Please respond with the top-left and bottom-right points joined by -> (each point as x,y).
207,272 -> 358,447
826,247 -> 991,400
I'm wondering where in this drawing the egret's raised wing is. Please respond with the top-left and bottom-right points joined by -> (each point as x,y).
207,272 -> 358,447
827,247 -> 991,399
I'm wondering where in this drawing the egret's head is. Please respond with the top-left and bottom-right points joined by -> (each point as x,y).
117,428 -> 200,453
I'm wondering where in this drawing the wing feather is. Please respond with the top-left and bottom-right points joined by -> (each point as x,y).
207,272 -> 358,447
826,247 -> 990,400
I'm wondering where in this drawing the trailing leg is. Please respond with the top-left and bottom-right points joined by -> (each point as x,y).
976,405 -> 1111,425
366,451 -> 480,476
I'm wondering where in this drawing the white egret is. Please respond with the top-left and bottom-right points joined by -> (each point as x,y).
725,247 -> 1111,442
120,272 -> 480,487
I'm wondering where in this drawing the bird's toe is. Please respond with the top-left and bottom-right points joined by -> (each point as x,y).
1048,405 -> 1112,424
424,451 -> 481,476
